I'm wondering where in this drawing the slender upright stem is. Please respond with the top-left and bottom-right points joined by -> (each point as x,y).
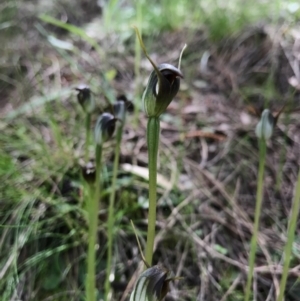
86,144 -> 102,301
275,113 -> 290,192
145,117 -> 160,266
277,169 -> 300,301
244,138 -> 267,301
85,113 -> 91,162
104,123 -> 124,300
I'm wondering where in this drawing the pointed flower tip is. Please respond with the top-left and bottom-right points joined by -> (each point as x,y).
178,43 -> 187,71
255,109 -> 274,140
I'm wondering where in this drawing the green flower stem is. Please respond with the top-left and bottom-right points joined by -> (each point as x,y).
85,113 -> 91,162
277,169 -> 300,301
244,138 -> 267,301
86,144 -> 102,301
145,117 -> 160,266
104,122 -> 124,300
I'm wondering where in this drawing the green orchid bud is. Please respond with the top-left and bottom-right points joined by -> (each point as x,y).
81,161 -> 96,184
255,109 -> 274,140
117,94 -> 134,112
130,265 -> 171,301
75,84 -> 95,114
113,100 -> 126,122
94,113 -> 117,146
143,64 -> 183,117
134,26 -> 185,118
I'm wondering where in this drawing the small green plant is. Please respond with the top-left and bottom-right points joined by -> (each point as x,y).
104,98 -> 127,300
76,85 -> 95,162
134,27 -> 185,265
86,113 -> 117,301
244,109 -> 274,301
129,221 -> 179,301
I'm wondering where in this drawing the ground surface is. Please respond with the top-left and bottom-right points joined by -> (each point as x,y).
1,1 -> 300,301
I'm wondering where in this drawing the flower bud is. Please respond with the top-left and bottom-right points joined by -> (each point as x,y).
75,84 -> 95,114
81,161 -> 96,184
130,265 -> 171,301
113,100 -> 126,122
134,26 -> 184,118
255,109 -> 274,140
143,64 -> 183,117
94,113 -> 117,145
117,94 -> 134,112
